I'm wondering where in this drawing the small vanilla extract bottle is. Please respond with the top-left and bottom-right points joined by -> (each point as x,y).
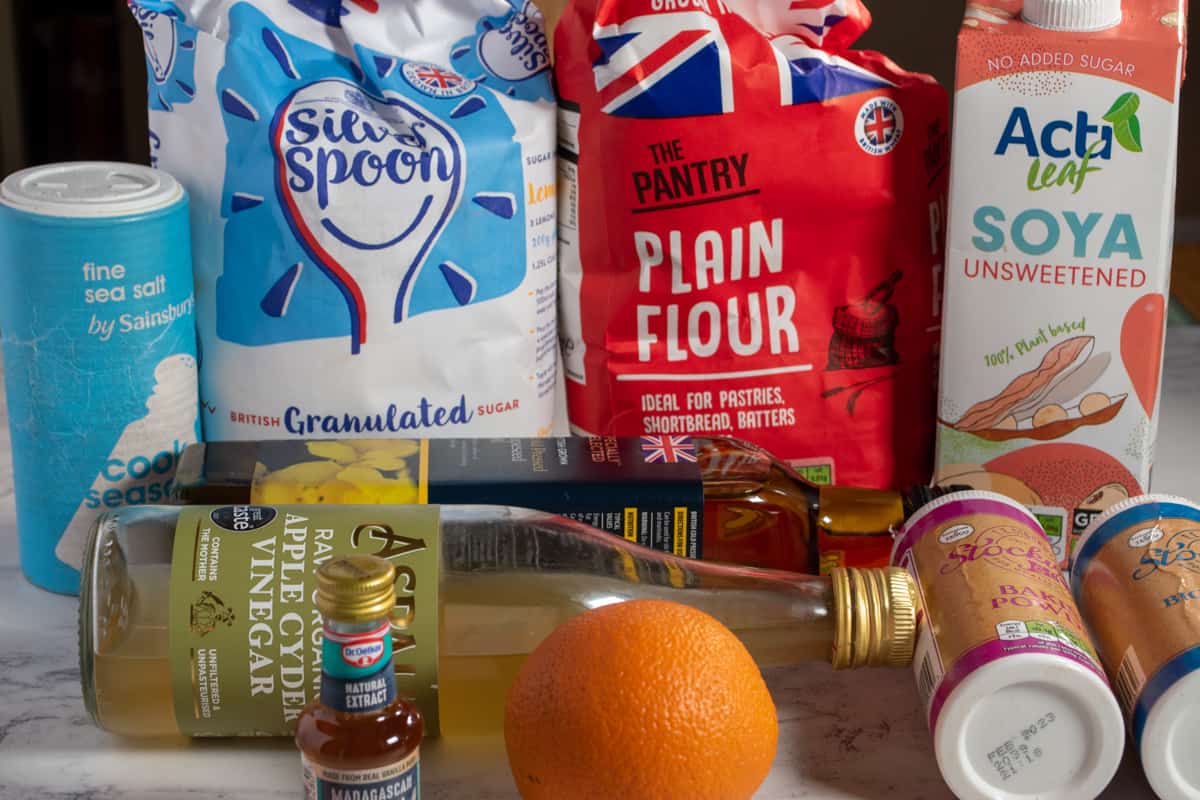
297,556 -> 422,800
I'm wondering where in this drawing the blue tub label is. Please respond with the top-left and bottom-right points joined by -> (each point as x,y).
128,0 -> 558,441
55,355 -> 199,568
0,191 -> 200,593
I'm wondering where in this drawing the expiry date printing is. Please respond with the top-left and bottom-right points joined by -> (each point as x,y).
987,712 -> 1056,781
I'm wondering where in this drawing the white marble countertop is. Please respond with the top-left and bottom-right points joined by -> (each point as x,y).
0,329 -> 1197,800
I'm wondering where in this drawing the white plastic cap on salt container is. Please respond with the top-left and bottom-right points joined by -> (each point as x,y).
1022,0 -> 1122,31
0,162 -> 183,218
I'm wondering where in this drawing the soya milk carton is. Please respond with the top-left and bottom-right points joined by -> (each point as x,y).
936,0 -> 1186,563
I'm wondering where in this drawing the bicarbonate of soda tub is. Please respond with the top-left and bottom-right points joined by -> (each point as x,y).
936,0 -> 1186,564
1072,494 -> 1200,800
0,162 -> 200,594
128,0 -> 557,441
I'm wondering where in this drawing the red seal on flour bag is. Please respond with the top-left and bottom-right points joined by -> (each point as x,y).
555,0 -> 950,488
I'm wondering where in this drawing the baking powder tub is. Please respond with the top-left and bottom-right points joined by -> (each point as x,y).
1072,494 -> 1200,800
893,490 -> 1123,800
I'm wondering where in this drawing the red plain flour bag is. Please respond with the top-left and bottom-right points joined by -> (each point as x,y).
555,0 -> 949,488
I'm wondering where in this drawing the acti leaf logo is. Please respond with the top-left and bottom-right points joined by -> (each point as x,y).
1102,92 -> 1143,154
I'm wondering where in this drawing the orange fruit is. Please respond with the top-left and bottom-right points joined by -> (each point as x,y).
504,599 -> 778,800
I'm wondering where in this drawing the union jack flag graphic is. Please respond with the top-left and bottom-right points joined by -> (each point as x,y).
863,103 -> 898,146
288,0 -> 378,27
722,0 -> 857,48
769,35 -> 892,106
641,435 -> 698,464
414,66 -> 463,89
787,0 -> 851,45
592,12 -> 733,118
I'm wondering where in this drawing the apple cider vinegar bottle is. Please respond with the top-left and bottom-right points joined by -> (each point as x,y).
79,504 -> 918,738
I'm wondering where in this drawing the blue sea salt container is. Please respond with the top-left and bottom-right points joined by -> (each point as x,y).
0,163 -> 200,593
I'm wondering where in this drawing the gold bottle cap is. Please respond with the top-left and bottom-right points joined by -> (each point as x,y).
830,566 -> 919,670
316,555 -> 397,623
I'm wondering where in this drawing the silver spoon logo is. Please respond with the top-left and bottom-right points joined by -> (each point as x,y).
476,0 -> 549,83
272,80 -> 464,353
133,7 -> 177,83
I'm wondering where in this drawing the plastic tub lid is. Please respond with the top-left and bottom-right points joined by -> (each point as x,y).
0,162 -> 183,218
1142,668 -> 1200,800
934,654 -> 1125,800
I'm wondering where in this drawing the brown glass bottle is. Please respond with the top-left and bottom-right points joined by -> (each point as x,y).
691,437 -> 949,573
174,436 -> 954,574
296,556 -> 422,800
